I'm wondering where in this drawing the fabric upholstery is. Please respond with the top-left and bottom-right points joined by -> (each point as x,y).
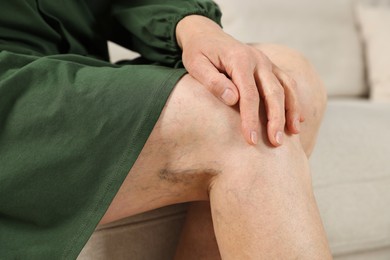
213,0 -> 367,97
311,100 -> 390,256
356,0 -> 390,101
334,246 -> 390,260
78,204 -> 188,260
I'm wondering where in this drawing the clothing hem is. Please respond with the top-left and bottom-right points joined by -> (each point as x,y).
62,68 -> 187,259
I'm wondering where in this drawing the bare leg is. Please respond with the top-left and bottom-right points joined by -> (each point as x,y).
175,44 -> 329,259
175,201 -> 221,260
100,44 -> 331,259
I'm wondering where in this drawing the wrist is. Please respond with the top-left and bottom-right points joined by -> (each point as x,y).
176,15 -> 223,49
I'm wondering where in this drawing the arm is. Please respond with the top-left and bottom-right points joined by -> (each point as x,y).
109,0 -> 222,66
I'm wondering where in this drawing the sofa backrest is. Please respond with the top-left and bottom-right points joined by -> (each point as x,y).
214,0 -> 367,98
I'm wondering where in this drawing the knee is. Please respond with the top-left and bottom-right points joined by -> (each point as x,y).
208,134 -> 312,203
161,74 -> 242,148
161,74 -> 312,199
254,43 -> 327,112
157,74 -> 244,186
252,43 -> 327,156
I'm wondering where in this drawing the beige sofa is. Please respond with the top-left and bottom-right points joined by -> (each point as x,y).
79,0 -> 390,259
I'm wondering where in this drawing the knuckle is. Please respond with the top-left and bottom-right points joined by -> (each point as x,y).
289,78 -> 298,89
244,117 -> 259,128
206,74 -> 223,89
256,52 -> 273,69
286,77 -> 298,92
242,88 -> 260,103
230,47 -> 247,57
286,103 -> 300,114
286,93 -> 298,106
271,113 -> 286,126
185,58 -> 199,71
229,47 -> 252,62
247,95 -> 260,104
266,86 -> 285,100
256,50 -> 267,61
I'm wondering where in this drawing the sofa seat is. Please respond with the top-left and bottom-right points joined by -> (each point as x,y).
78,203 -> 188,260
311,99 -> 390,259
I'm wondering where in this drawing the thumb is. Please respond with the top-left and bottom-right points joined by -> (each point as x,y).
186,56 -> 239,106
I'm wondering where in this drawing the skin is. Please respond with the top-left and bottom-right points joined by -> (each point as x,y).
176,15 -> 304,147
174,42 -> 327,259
99,15 -> 332,259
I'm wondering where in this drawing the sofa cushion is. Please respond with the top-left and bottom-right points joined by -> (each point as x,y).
335,246 -> 390,260
356,0 -> 390,102
214,0 -> 367,98
310,100 -> 390,256
78,204 -> 188,260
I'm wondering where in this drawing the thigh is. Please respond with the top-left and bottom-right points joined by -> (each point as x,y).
99,74 -> 241,225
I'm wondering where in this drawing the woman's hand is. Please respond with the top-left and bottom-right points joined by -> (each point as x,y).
176,15 -> 303,146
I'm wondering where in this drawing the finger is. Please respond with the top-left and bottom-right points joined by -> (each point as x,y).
185,55 -> 239,106
273,66 -> 301,134
231,65 -> 260,145
256,69 -> 286,147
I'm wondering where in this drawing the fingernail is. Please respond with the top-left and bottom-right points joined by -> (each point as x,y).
276,131 -> 283,145
221,88 -> 236,105
294,119 -> 300,132
251,131 -> 258,145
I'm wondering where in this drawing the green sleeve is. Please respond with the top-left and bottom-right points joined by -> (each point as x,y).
109,0 -> 222,66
